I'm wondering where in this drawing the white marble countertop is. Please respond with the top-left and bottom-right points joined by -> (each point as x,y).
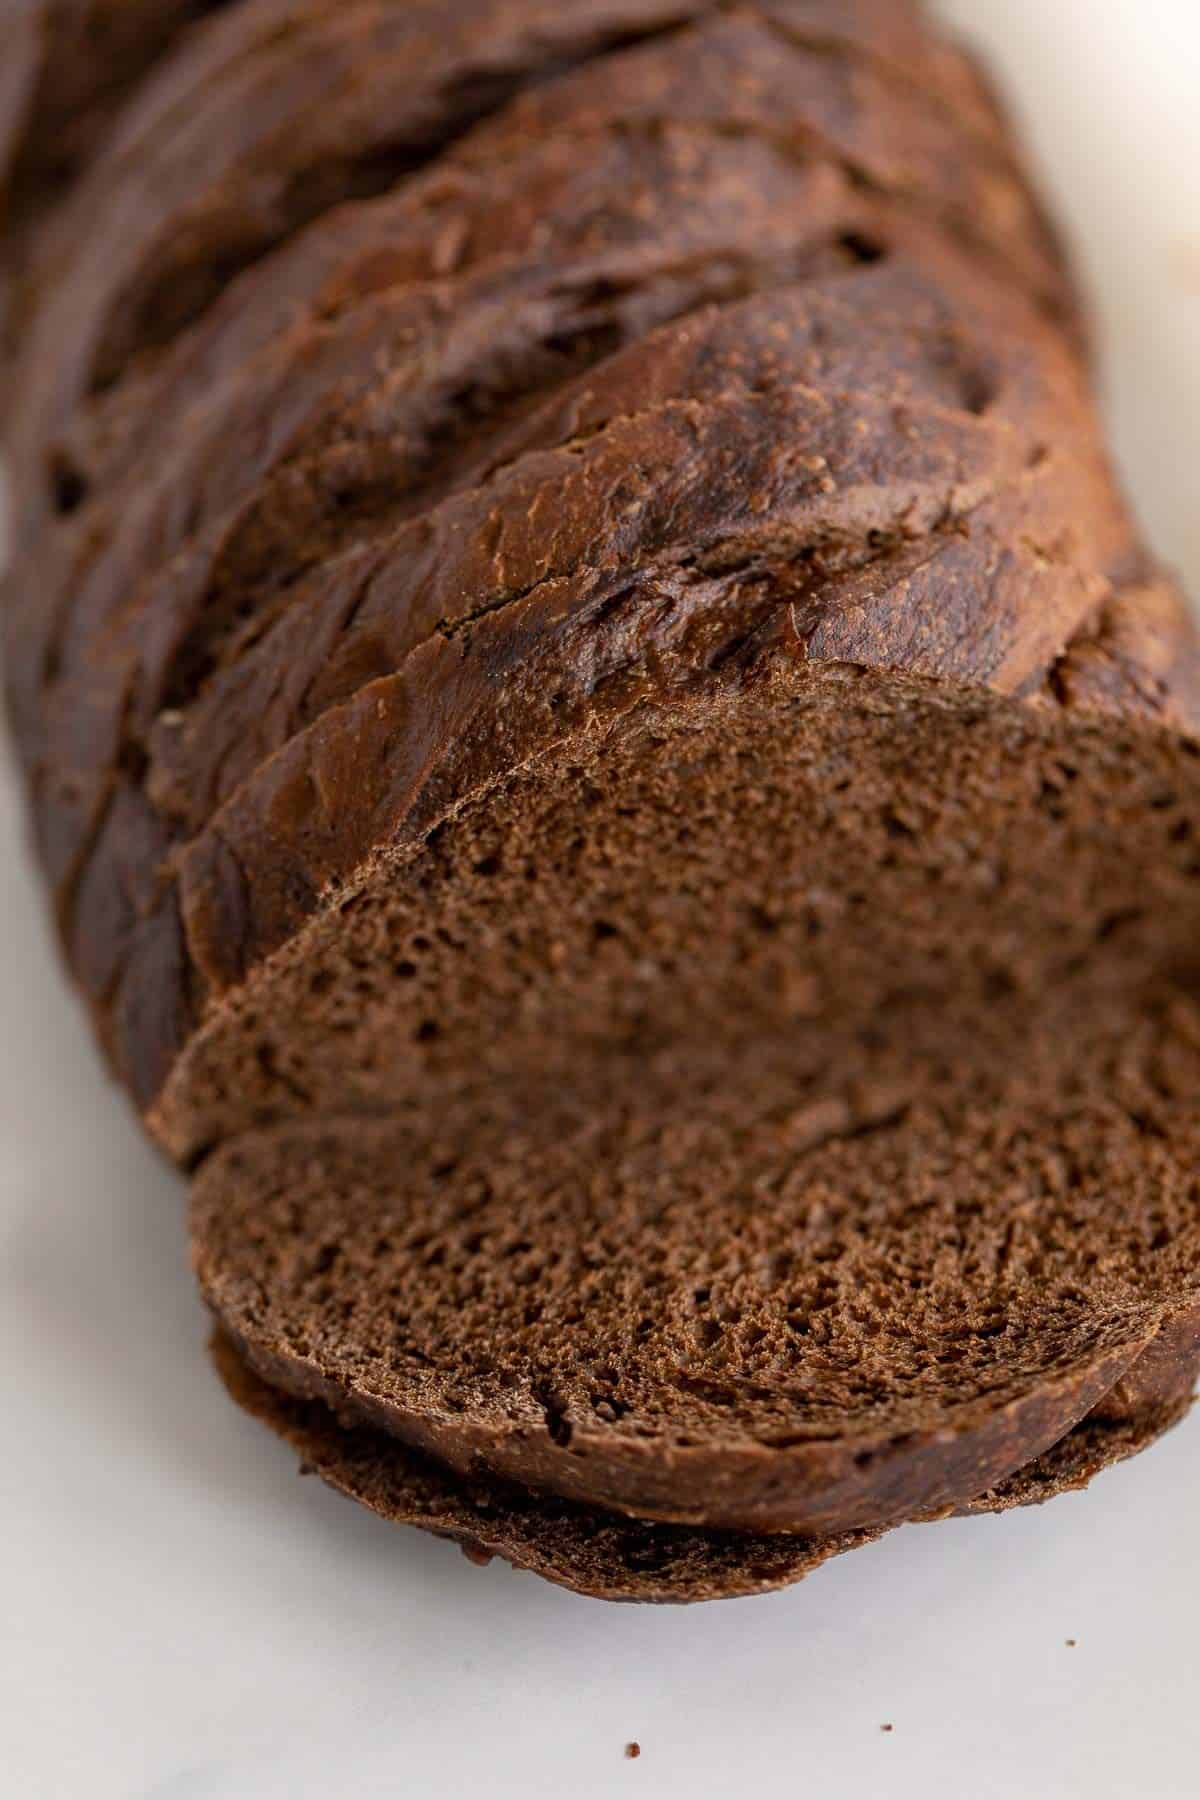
2,5 -> 1198,1796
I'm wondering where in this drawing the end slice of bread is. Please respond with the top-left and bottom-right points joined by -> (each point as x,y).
211,1325 -> 1196,1604
187,672 -> 1200,1572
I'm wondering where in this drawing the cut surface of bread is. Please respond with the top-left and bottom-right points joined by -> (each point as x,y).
190,669 -> 1200,1545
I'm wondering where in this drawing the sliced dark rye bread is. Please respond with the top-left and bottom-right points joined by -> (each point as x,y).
450,8 -> 1065,305
9,0 -> 1050,418
134,263 -> 1103,832
0,2 -> 229,405
0,0 -> 1005,248
50,125 -> 878,515
24,0 -> 1049,464
123,631 -> 1200,1590
2,0 -> 1199,1603
1,0 -> 1050,824
50,9 -> 1031,512
17,214 -> 1128,949
1,3 -> 205,231
6,0 -> 1027,463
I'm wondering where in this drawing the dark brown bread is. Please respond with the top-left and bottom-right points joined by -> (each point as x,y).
37,256 -> 1104,926
0,2 -> 225,232
0,2 -> 40,224
212,1325 -> 1196,1603
3,0 -> 1071,785
0,2 -> 225,384
193,970 -> 1200,1534
211,1328 -> 883,1605
3,0 -> 1199,1600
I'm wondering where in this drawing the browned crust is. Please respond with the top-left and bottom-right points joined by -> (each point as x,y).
5,2 -> 728,488
31,258 -> 1102,925
1044,578 -> 1200,735
26,203 -> 1042,824
211,1325 -> 1197,1603
214,1304 -> 1157,1537
4,3 -> 1079,804
1084,1306 -> 1200,1424
965,1400 -> 1195,1514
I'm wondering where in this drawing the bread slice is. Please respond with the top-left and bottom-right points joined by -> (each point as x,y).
184,663 -> 1200,1546
0,2 -> 223,233
120,257 -> 1100,861
210,1321 -> 1196,1604
0,2 -> 229,411
210,1329 -> 882,1605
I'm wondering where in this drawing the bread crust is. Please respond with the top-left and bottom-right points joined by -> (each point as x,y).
212,1323 -> 1198,1602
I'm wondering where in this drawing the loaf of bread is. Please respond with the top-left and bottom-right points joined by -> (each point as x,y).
4,0 -> 1199,1603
